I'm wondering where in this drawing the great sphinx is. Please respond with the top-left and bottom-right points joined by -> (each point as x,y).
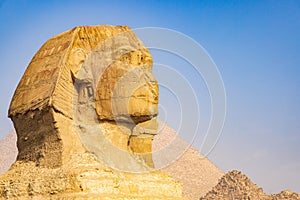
0,25 -> 185,199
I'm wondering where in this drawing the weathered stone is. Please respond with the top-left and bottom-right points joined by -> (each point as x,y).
132,117 -> 158,136
0,153 -> 184,199
1,25 -> 185,199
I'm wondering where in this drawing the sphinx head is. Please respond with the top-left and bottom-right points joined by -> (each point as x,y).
9,26 -> 158,171
73,30 -> 159,171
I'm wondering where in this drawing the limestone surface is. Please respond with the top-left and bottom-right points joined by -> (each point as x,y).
0,25 -> 185,199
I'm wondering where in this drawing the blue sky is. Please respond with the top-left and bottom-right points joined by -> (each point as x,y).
0,0 -> 299,194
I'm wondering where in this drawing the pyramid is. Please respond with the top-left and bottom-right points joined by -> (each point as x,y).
153,124 -> 223,200
0,130 -> 17,174
200,170 -> 300,200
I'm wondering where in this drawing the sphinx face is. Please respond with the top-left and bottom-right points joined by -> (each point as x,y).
95,49 -> 158,123
73,32 -> 159,171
